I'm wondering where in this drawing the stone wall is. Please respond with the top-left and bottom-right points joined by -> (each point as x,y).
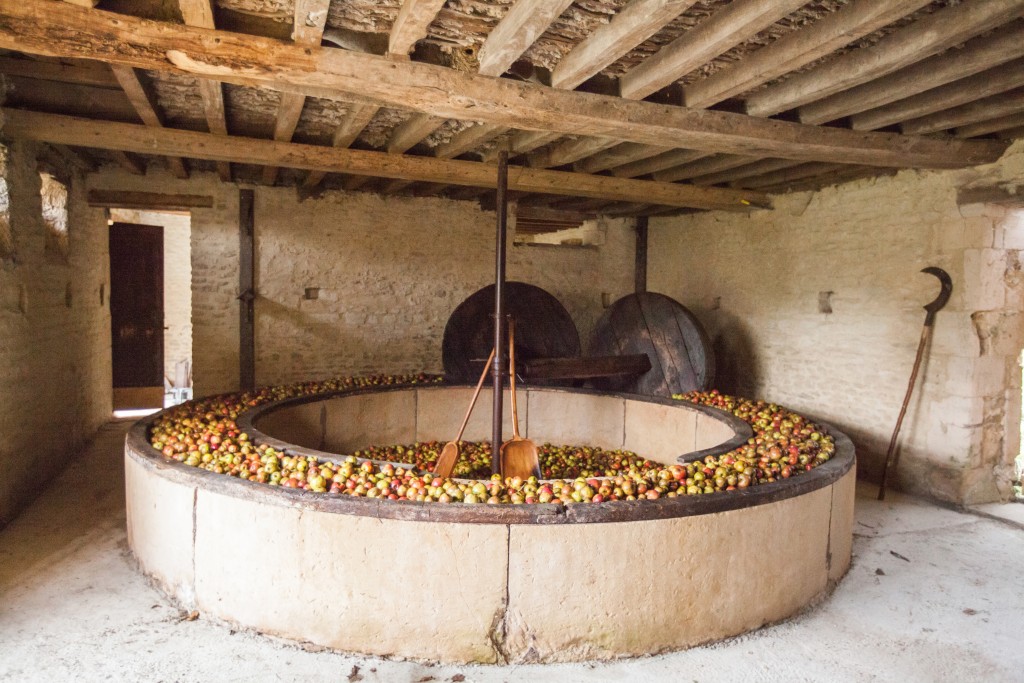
0,139 -> 112,526
109,209 -> 192,387
649,140 -> 1024,505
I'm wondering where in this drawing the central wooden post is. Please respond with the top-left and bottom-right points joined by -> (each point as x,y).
491,150 -> 509,474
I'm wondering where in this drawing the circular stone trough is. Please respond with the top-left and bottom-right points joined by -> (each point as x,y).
125,383 -> 856,664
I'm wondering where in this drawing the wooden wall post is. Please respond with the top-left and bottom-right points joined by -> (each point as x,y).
239,188 -> 256,391
635,215 -> 648,294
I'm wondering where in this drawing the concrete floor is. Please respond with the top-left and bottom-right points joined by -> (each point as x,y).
1,421 -> 1022,683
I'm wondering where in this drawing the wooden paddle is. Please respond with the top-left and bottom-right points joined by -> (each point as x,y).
500,319 -> 541,480
433,347 -> 495,479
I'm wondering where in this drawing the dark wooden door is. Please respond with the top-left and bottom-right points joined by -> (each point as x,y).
110,222 -> 164,409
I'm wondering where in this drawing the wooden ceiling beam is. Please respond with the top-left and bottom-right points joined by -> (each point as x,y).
958,112 -> 1024,139
733,162 -> 848,190
551,0 -> 696,91
683,0 -> 932,109
690,158 -> 798,186
527,137 -> 620,169
433,124 -> 508,159
901,88 -> 1024,136
800,21 -> 1024,126
110,65 -> 188,179
477,0 -> 575,77
746,0 -> 1024,117
574,143 -> 674,174
112,150 -> 146,176
849,59 -> 1024,132
179,0 -> 231,182
1,2 -> 1010,170
619,0 -> 808,101
3,112 -> 769,210
388,0 -> 447,57
756,166 -> 896,195
612,150 -> 710,179
0,55 -> 119,88
302,103 -> 380,190
653,154 -> 757,183
87,190 -> 214,210
263,0 -> 329,186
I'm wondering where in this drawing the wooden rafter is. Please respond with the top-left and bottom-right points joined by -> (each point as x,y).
683,0 -> 932,109
619,0 -> 808,101
302,103 -> 380,190
388,0 -> 447,57
690,158 -> 797,186
110,65 -> 188,178
612,150 -> 710,179
745,0 -> 1024,117
0,3 -> 1006,170
801,21 -> 1024,126
902,89 -> 1024,137
958,112 -> 1024,139
653,154 -> 757,183
574,143 -> 674,174
477,0 -> 575,77
178,0 -> 231,182
527,137 -> 620,169
3,109 -> 771,212
263,0 -> 330,186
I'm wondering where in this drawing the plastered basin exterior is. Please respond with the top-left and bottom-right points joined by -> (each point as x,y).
125,385 -> 855,664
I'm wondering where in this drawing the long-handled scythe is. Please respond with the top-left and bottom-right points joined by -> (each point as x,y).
878,266 -> 953,501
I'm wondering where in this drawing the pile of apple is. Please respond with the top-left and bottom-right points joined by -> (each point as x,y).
148,377 -> 835,505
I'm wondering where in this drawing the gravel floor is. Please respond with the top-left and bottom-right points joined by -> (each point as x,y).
1,420 -> 1022,683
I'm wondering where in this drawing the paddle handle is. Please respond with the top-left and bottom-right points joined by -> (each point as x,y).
454,347 -> 496,443
509,319 -> 522,440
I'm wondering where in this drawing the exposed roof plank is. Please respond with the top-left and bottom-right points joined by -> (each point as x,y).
528,137 -> 620,169
0,55 -> 119,88
303,103 -> 380,190
110,65 -> 188,179
477,0 -> 576,77
902,88 -> 1024,136
388,0 -> 448,57
958,111 -> 1024,139
801,21 -> 1024,125
850,60 -> 1024,132
574,143 -> 674,174
612,150 -> 711,179
654,154 -> 757,183
690,158 -> 798,186
683,0 -> 933,109
746,0 -> 1024,117
434,124 -> 509,159
0,2 -> 1010,171
264,0 -> 329,185
4,110 -> 770,211
551,0 -> 696,91
619,0 -> 808,101
179,0 -> 230,182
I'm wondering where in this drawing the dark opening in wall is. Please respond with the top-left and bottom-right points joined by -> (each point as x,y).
39,170 -> 69,260
0,145 -> 12,261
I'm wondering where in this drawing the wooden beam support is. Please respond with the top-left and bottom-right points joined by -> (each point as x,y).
434,123 -> 508,159
87,190 -> 213,210
574,143 -> 674,174
46,144 -> 96,173
528,137 -> 620,169
957,112 -> 1024,139
3,111 -> 768,211
179,0 -> 231,182
733,162 -> 848,190
263,91 -> 307,185
620,0 -> 808,101
683,0 -> 931,109
1,1 -> 1009,170
388,113 -> 446,153
112,150 -> 146,176
902,89 -> 1024,136
303,103 -> 380,190
691,158 -> 798,186
551,0 -> 696,91
850,60 -> 1024,132
388,0 -> 447,57
757,166 -> 896,195
239,188 -> 256,392
477,0 -> 575,77
654,154 -> 756,183
0,55 -> 119,88
110,65 -> 188,179
957,184 -> 1024,207
746,0 -> 1024,117
613,150 -> 710,179
800,21 -> 1024,125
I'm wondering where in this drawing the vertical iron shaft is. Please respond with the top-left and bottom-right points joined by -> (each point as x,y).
635,215 -> 648,294
491,150 -> 509,474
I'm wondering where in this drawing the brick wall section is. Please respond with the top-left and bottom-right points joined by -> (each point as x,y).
0,140 -> 111,526
649,140 -> 1024,505
109,209 -> 192,386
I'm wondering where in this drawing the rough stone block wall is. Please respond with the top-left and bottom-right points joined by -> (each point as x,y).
0,139 -> 112,526
649,140 -> 1024,506
252,188 -> 635,385
109,209 -> 192,387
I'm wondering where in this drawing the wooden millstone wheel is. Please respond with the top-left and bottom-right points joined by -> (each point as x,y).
442,282 -> 581,384
589,292 -> 714,397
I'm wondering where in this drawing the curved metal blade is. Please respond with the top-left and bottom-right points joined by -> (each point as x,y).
921,266 -> 952,325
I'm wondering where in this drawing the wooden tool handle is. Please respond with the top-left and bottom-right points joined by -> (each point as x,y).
455,347 -> 495,443
509,319 -> 522,440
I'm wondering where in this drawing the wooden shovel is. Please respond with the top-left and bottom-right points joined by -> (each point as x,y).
433,347 -> 495,479
500,319 -> 541,480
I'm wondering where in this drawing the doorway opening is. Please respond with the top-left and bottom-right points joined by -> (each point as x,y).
108,209 -> 192,414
